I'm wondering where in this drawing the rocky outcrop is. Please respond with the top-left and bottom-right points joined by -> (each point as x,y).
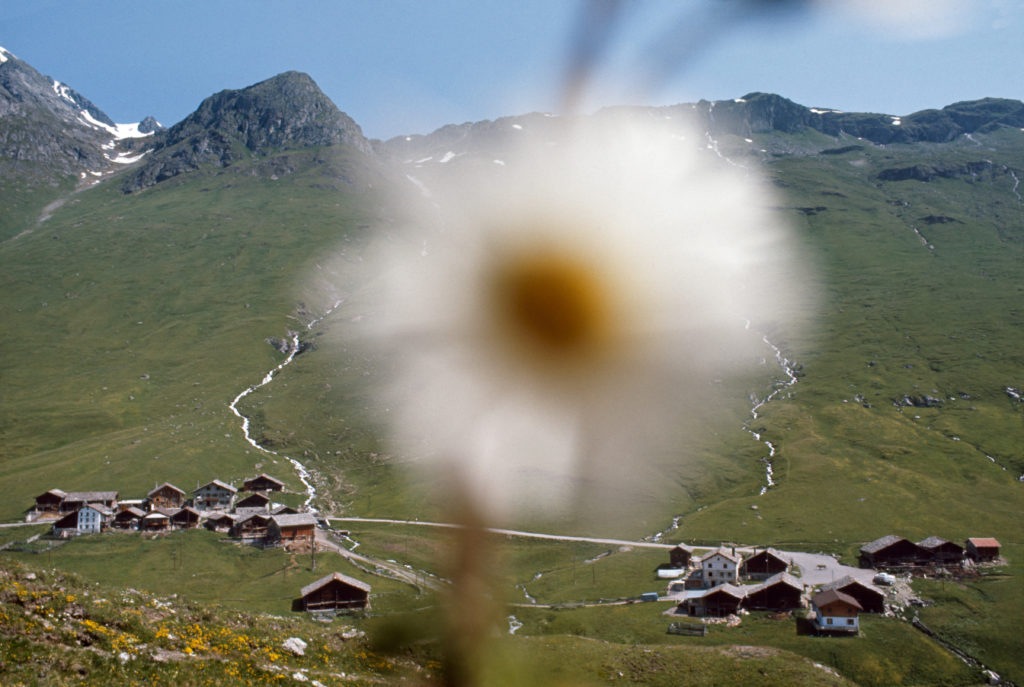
122,71 -> 371,192
877,161 -> 1001,183
0,48 -> 114,177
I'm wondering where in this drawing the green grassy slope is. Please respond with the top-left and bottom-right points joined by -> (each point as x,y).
1,120 -> 1022,686
0,145 -> 389,515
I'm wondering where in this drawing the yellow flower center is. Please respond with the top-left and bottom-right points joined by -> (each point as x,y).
490,251 -> 611,360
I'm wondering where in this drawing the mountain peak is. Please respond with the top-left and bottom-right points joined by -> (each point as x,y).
122,71 -> 371,191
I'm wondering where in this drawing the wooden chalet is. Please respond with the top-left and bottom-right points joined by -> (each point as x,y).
142,510 -> 173,532
233,513 -> 271,539
268,513 -> 317,544
818,576 -> 885,613
235,492 -> 271,515
300,572 -> 371,613
147,483 -> 186,510
111,507 -> 146,530
741,548 -> 789,580
811,589 -> 862,634
859,535 -> 929,569
681,584 -> 746,617
917,536 -> 964,565
204,512 -> 236,533
669,545 -> 692,569
193,480 -> 237,511
243,473 -> 285,493
965,537 -> 1001,562
171,506 -> 202,529
742,572 -> 803,611
32,489 -> 67,516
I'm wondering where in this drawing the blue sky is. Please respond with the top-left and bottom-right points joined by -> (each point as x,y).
3,0 -> 1022,141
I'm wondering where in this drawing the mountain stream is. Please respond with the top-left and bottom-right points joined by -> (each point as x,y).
228,300 -> 343,509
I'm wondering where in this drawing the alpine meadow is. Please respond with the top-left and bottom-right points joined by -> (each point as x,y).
1,42 -> 1022,687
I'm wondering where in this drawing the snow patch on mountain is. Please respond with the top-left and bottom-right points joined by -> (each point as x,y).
78,109 -> 154,140
0,45 -> 11,63
52,80 -> 77,103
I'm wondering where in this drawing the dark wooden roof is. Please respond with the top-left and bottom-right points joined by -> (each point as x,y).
148,482 -> 185,497
194,479 -> 237,494
272,513 -> 317,528
812,589 -> 862,611
818,575 -> 883,597
860,535 -> 906,554
301,572 -> 371,598
64,491 -> 118,502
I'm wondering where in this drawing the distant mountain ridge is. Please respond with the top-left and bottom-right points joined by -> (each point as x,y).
2,48 -> 1022,195
379,92 -> 1024,162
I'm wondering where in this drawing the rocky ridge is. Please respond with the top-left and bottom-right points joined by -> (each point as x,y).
0,45 -> 161,182
120,71 -> 372,193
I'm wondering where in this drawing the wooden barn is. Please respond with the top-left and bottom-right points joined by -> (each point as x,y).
233,513 -> 270,540
235,492 -> 271,515
818,576 -> 886,613
32,489 -> 67,517
741,548 -> 789,580
111,507 -> 145,530
669,545 -> 692,569
300,572 -> 371,613
859,535 -> 929,569
268,513 -> 317,544
965,538 -> 1001,562
243,474 -> 285,493
917,536 -> 964,565
142,510 -> 172,532
742,572 -> 803,611
682,584 -> 746,617
147,483 -> 186,511
204,512 -> 236,533
811,589 -> 862,634
171,506 -> 201,529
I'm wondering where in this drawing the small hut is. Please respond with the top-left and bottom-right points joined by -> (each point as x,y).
668,545 -> 692,569
300,572 -> 371,613
242,474 -> 285,493
917,537 -> 964,566
965,538 -> 1001,562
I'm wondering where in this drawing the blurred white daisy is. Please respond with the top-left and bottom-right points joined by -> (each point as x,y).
363,118 -> 807,522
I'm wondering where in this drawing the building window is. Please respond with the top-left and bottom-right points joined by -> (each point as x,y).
847,619 -> 854,625
826,618 -> 832,625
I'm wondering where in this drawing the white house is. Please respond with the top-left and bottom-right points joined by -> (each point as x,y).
77,504 -> 108,534
700,548 -> 741,588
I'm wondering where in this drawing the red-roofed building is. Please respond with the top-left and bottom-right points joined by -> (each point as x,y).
965,538 -> 1001,562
